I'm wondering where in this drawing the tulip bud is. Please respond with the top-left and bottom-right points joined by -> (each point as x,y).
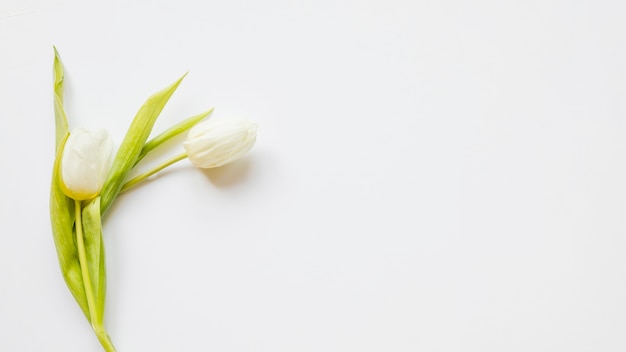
60,128 -> 114,200
183,118 -> 257,168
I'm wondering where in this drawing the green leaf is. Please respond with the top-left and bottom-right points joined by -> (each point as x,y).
96,239 -> 107,325
100,73 -> 187,215
53,47 -> 69,152
135,108 -> 214,165
51,49 -> 91,320
50,136 -> 91,321
82,197 -> 107,325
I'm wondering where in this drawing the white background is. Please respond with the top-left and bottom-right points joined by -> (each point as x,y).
2,0 -> 626,351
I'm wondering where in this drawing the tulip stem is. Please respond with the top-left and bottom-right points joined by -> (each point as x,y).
75,200 -> 97,321
121,152 -> 188,193
75,199 -> 116,352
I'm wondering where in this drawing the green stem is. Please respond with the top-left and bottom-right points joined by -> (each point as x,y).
75,199 -> 116,352
75,199 -> 98,323
94,328 -> 116,352
135,108 -> 213,166
121,152 -> 188,193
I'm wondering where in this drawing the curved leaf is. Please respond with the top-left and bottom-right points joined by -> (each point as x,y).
100,73 -> 187,214
53,47 -> 69,151
82,197 -> 107,325
50,136 -> 90,320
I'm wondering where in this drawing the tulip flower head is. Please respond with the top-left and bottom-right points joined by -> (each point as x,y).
183,118 -> 257,168
60,128 -> 114,200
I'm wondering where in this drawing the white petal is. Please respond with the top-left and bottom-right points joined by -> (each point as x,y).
184,118 -> 257,168
60,128 -> 114,200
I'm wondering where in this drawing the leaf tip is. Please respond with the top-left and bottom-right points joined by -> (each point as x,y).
203,106 -> 215,117
163,71 -> 189,95
177,71 -> 189,84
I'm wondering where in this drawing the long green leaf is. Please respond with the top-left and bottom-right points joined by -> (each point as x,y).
82,197 -> 106,320
53,47 -> 69,151
51,50 -> 90,320
50,136 -> 90,320
96,238 -> 107,325
100,73 -> 187,214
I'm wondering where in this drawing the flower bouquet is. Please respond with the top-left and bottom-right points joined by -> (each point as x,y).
49,48 -> 257,351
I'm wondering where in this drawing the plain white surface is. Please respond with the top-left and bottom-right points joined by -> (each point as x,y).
2,0 -> 626,351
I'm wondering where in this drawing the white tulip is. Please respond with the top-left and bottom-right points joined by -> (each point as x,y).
60,128 -> 114,200
183,118 -> 257,168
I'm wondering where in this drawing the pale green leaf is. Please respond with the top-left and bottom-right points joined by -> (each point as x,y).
82,197 -> 107,326
50,135 -> 91,320
51,50 -> 90,321
100,73 -> 187,214
53,47 -> 69,151
96,240 -> 107,326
